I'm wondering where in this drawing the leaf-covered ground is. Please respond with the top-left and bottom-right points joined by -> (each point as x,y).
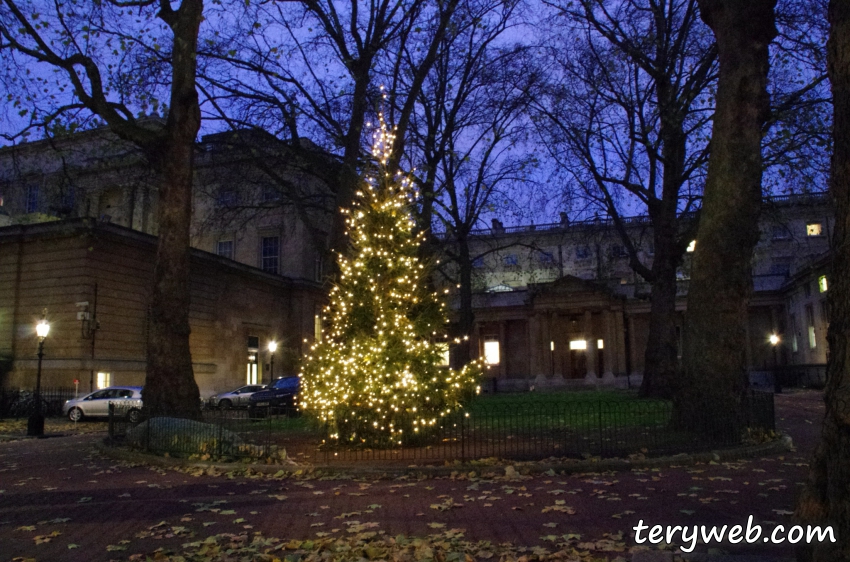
0,392 -> 821,562
0,418 -> 108,438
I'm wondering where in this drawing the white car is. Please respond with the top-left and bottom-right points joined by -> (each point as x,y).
63,386 -> 143,423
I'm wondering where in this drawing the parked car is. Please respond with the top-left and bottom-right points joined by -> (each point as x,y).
247,376 -> 300,417
63,386 -> 143,423
207,384 -> 267,409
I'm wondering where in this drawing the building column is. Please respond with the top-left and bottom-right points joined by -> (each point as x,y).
615,308 -> 627,377
528,313 -> 542,379
602,309 -> 616,381
584,310 -> 597,383
498,321 -> 507,379
628,314 -> 640,378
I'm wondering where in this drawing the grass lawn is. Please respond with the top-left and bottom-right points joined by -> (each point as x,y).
463,389 -> 671,430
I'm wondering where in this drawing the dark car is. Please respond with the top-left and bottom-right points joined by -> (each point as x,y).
247,376 -> 300,417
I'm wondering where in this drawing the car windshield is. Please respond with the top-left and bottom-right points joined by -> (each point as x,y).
272,377 -> 299,390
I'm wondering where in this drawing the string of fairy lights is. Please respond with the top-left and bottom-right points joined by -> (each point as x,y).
298,109 -> 484,447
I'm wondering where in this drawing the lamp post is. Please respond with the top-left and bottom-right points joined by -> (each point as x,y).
27,311 -> 50,437
268,341 -> 277,384
769,334 -> 782,394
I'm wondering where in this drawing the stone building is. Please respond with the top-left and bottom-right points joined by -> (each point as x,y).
452,193 -> 832,390
0,126 -> 834,393
0,219 -> 324,396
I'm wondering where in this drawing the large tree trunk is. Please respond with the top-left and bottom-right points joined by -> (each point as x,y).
141,0 -> 204,419
796,2 -> 850,560
451,235 -> 475,368
676,0 -> 776,429
641,204 -> 680,398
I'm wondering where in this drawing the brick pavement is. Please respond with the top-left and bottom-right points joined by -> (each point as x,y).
0,391 -> 825,562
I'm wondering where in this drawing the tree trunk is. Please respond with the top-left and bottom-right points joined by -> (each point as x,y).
677,0 -> 776,429
141,0 -> 204,419
796,2 -> 850,560
451,235 -> 475,368
641,207 -> 680,398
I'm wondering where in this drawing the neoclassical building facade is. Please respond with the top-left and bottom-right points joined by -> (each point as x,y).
0,126 -> 833,393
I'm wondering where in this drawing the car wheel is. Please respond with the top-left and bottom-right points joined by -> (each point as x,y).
127,408 -> 142,424
68,407 -> 83,422
219,399 -> 232,410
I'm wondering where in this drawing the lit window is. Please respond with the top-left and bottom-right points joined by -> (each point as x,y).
217,240 -> 234,260
483,340 -> 500,365
819,275 -> 828,293
550,341 -> 555,351
597,339 -> 604,349
809,326 -> 817,349
686,240 -> 696,252
807,223 -> 823,236
261,236 -> 280,274
314,314 -> 322,342
569,340 -> 587,350
96,372 -> 111,389
436,343 -> 450,366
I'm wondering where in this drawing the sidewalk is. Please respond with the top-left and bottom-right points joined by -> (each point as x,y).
0,391 -> 823,562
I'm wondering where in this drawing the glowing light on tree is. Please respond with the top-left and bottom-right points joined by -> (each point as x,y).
299,112 -> 483,447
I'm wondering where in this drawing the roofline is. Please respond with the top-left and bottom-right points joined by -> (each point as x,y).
0,218 -> 324,292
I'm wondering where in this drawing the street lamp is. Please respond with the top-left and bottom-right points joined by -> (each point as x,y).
27,310 -> 50,437
268,341 -> 277,383
769,334 -> 782,394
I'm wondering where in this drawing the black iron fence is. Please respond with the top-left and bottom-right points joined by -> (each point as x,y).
107,390 -> 776,465
0,387 -> 79,418
108,404 -> 314,462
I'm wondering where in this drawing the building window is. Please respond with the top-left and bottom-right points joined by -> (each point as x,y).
772,225 -> 791,240
821,300 -> 830,326
483,340 -> 500,365
804,282 -> 812,298
216,188 -> 238,207
576,246 -> 591,260
503,254 -> 518,266
610,245 -> 628,258
217,240 -> 234,260
806,223 -> 823,236
569,339 -> 587,350
314,255 -> 323,281
539,251 -> 555,264
597,339 -> 604,349
686,240 -> 696,252
818,275 -> 828,293
26,185 -> 39,213
314,314 -> 323,342
806,304 -> 816,349
436,342 -> 450,366
261,236 -> 280,274
472,257 -> 485,268
769,259 -> 791,276
262,185 -> 281,203
96,372 -> 111,389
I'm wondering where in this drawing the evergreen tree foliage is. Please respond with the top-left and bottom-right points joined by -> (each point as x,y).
299,116 -> 483,447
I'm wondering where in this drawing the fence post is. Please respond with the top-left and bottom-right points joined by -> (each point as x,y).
108,402 -> 114,445
217,416 -> 223,458
460,411 -> 466,463
598,400 -> 604,457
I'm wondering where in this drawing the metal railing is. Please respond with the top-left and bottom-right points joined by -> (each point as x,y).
316,390 -> 775,464
106,391 -> 775,465
0,387 -> 79,418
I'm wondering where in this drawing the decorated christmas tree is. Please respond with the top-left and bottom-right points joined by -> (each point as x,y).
298,115 -> 483,447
